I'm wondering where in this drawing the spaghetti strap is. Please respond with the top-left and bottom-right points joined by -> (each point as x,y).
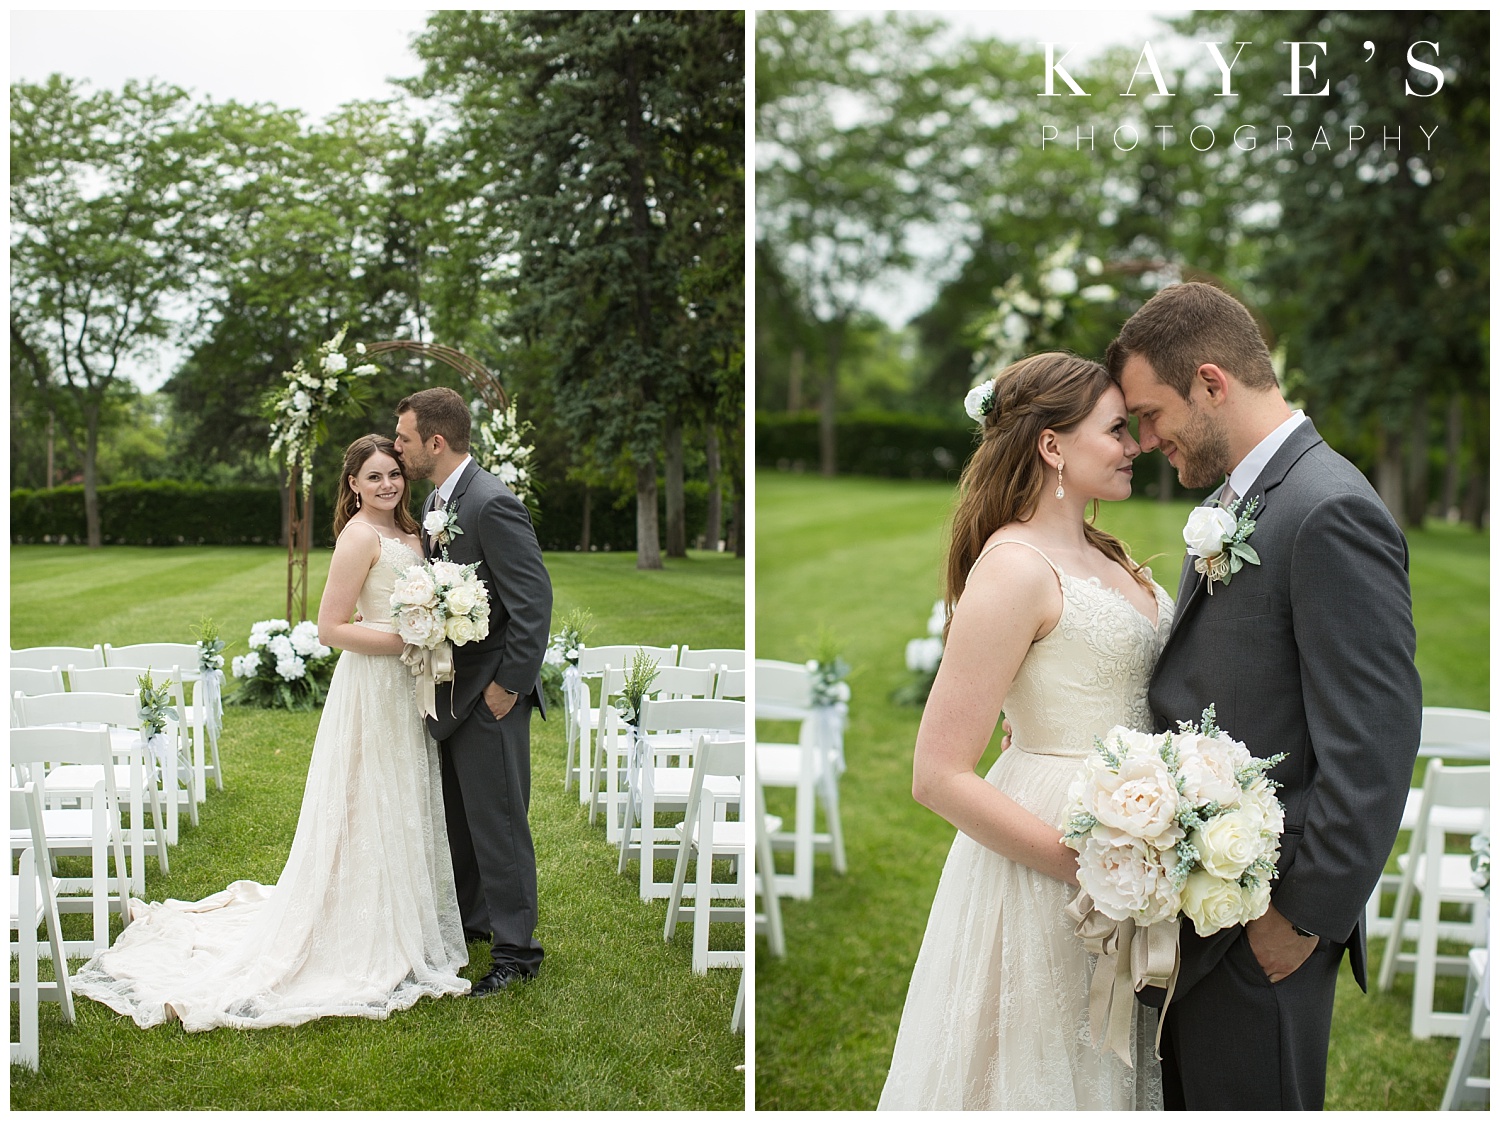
968,538 -> 1066,584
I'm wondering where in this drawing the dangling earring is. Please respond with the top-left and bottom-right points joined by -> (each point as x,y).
1054,461 -> 1065,500
355,492 -> 362,510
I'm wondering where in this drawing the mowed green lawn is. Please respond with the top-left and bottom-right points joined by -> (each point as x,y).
10,545 -> 746,1110
754,470 -> 1488,1111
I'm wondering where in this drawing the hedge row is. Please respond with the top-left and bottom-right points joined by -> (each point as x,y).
12,479 -> 722,553
755,411 -> 977,480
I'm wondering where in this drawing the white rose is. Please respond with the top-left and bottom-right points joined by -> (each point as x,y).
430,560 -> 464,587
276,654 -> 307,681
1180,869 -> 1247,935
423,509 -> 449,538
1078,834 -> 1180,925
963,382 -> 994,422
833,681 -> 851,703
1086,754 -> 1184,846
390,566 -> 437,608
1183,506 -> 1237,558
1191,810 -> 1260,879
321,352 -> 348,374
445,582 -> 479,616
445,614 -> 479,645
398,608 -> 444,648
1176,735 -> 1243,807
1241,877 -> 1273,924
1241,777 -> 1285,838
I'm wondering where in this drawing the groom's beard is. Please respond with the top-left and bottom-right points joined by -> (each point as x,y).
1171,407 -> 1232,490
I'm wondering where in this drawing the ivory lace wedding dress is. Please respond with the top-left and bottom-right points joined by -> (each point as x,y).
73,533 -> 471,1030
878,540 -> 1172,1110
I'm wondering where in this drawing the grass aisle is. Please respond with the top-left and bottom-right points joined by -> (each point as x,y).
754,471 -> 1487,1111
11,546 -> 746,1110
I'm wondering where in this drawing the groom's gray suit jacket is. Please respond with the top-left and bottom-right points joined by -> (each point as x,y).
1150,418 -> 1421,994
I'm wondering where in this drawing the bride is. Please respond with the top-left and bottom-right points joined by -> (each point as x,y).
73,434 -> 471,1030
878,354 -> 1169,1110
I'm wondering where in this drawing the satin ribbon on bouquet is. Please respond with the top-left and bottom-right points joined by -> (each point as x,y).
401,640 -> 456,719
1064,889 -> 1180,1068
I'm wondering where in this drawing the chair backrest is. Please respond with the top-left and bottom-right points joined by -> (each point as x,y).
11,782 -> 55,875
755,660 -> 813,717
652,665 -> 716,701
679,647 -> 746,672
10,724 -> 117,772
714,667 -> 747,700
638,697 -> 746,737
102,643 -> 197,678
11,667 -> 63,697
15,690 -> 146,734
1419,707 -> 1490,762
1412,760 -> 1490,854
11,645 -> 104,673
576,644 -> 678,676
695,734 -> 747,781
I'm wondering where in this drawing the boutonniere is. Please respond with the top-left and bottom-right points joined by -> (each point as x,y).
424,502 -> 463,558
1183,496 -> 1260,594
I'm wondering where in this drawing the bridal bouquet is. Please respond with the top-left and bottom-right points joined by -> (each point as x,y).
389,558 -> 491,717
1060,705 -> 1287,1065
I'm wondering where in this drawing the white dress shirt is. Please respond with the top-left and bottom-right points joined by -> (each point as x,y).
1224,410 -> 1307,501
432,454 -> 473,507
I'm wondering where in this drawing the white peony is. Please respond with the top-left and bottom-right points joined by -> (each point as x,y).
445,615 -> 479,645
391,566 -> 437,608
398,607 -> 444,648
1085,753 -> 1184,846
1176,735 -> 1243,807
1240,776 -> 1286,838
321,352 -> 348,374
1191,810 -> 1261,880
1241,876 -> 1273,924
430,560 -> 464,588
1078,834 -> 1180,924
1183,506 -> 1237,558
1180,869 -> 1248,935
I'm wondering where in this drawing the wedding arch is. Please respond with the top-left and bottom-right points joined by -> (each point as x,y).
274,336 -> 510,622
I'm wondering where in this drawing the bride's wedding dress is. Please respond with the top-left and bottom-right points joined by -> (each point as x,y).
879,540 -> 1173,1110
73,534 -> 471,1030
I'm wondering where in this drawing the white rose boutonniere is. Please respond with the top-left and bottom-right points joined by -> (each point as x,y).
1183,496 -> 1260,594
424,502 -> 463,558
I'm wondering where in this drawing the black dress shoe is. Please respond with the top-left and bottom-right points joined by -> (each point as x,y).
467,965 -> 536,998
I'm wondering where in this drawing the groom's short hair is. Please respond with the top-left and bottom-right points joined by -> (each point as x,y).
1105,282 -> 1278,399
397,387 -> 471,453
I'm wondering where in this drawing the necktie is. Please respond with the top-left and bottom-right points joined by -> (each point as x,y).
1219,482 -> 1237,508
433,492 -> 446,512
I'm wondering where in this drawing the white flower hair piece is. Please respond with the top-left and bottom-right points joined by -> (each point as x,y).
964,381 -> 996,423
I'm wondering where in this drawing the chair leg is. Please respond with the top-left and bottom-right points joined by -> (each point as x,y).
1412,853 -> 1443,1039
821,771 -> 847,874
693,816 -> 713,975
15,847 -> 40,1071
208,729 -> 223,792
1379,848 -> 1420,991
1440,976 -> 1490,1109
665,806 -> 698,943
731,970 -> 745,1034
146,781 -> 169,875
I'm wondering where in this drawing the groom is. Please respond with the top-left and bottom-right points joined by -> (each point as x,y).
394,387 -> 553,996
1106,283 -> 1422,1109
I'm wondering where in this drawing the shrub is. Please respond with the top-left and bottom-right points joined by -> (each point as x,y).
756,411 -> 975,480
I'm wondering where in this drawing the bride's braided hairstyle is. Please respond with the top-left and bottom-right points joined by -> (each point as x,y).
945,352 -> 1149,638
333,434 -> 421,540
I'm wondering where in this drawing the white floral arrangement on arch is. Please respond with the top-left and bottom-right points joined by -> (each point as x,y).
267,325 -> 381,497
475,398 -> 537,510
229,619 -> 337,710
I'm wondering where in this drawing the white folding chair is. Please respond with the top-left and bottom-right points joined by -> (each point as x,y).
10,783 -> 76,1071
11,667 -> 64,726
713,667 -> 747,701
104,642 -> 221,801
16,691 -> 172,893
678,647 -> 745,672
69,664 -> 198,840
1368,708 -> 1491,940
1440,943 -> 1490,1109
11,645 -> 104,679
571,644 -> 677,802
618,697 -> 745,901
1377,760 -> 1490,1037
9,726 -> 132,956
755,658 -> 847,901
663,735 -> 748,974
755,766 -> 786,959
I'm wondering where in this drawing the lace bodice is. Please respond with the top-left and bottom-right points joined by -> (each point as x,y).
990,542 -> 1174,759
357,531 -> 422,633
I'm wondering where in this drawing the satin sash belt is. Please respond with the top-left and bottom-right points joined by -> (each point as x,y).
1064,889 -> 1180,1068
401,641 -> 455,719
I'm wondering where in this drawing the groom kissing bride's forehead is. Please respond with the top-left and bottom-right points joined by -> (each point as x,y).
1107,283 -> 1422,1110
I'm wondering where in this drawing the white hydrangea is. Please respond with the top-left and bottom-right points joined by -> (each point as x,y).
231,652 -> 261,678
276,654 -> 307,681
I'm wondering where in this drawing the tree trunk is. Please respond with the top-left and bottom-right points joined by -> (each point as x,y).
579,485 -> 592,552
1461,436 -> 1488,531
665,417 -> 686,558
1441,393 -> 1463,521
730,469 -> 745,559
819,321 -> 845,478
1403,388 -> 1429,529
1374,424 -> 1407,528
788,345 -> 805,412
46,411 -> 55,489
83,404 -> 102,549
635,460 -> 662,570
703,426 -> 723,551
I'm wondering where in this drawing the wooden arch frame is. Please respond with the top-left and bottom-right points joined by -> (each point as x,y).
285,340 -> 508,621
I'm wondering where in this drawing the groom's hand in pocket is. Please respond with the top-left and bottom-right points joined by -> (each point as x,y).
1246,902 -> 1319,983
484,680 -> 518,720
999,716 -> 1013,752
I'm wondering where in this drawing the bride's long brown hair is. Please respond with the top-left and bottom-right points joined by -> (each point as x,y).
944,352 -> 1149,637
333,434 -> 421,539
